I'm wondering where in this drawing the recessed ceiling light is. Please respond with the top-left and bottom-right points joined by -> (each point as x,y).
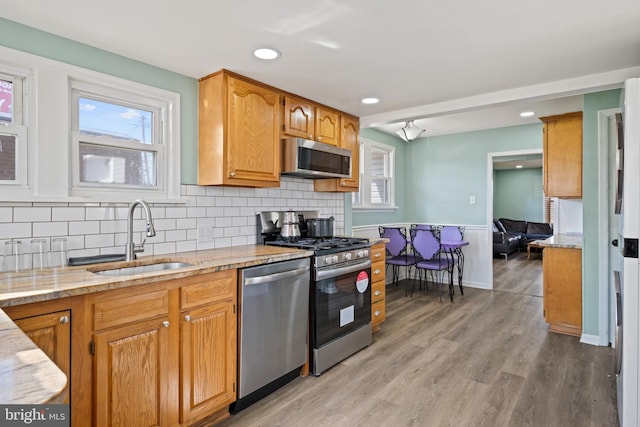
361,97 -> 379,105
253,48 -> 281,60
520,111 -> 535,117
515,165 -> 524,169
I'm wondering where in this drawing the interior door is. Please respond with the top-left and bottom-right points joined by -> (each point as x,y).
609,114 -> 622,345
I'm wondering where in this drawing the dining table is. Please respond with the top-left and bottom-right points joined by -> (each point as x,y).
441,239 -> 469,301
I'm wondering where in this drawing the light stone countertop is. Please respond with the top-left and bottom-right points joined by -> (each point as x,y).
0,244 -> 313,404
530,234 -> 583,249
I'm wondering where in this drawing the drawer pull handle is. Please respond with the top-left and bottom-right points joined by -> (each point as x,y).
374,253 -> 381,258
374,310 -> 381,316
59,316 -> 69,324
374,290 -> 382,296
184,315 -> 191,322
162,321 -> 170,328
374,269 -> 381,275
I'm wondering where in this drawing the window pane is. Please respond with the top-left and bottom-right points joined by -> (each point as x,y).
371,178 -> 389,204
79,143 -> 156,186
370,151 -> 387,177
79,97 -> 153,143
0,133 -> 16,181
0,79 -> 13,124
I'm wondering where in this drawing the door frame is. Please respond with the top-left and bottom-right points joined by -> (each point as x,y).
597,107 -> 621,346
486,148 -> 543,290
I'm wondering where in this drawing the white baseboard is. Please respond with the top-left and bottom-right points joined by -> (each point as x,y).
580,333 -> 603,346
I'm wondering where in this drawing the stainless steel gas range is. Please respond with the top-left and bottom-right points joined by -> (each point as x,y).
257,211 -> 372,376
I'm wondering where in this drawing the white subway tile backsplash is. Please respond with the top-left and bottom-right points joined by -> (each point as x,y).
0,179 -> 344,260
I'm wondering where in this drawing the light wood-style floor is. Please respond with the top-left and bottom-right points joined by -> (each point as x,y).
215,253 -> 618,427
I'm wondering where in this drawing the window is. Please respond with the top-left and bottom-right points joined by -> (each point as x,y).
0,72 -> 28,189
70,80 -> 173,198
352,139 -> 396,210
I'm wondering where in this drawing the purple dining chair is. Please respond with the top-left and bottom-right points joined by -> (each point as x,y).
440,225 -> 465,295
379,226 -> 417,287
410,227 -> 453,301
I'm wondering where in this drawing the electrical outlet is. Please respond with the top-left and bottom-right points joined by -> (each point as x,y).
469,195 -> 476,205
198,225 -> 214,242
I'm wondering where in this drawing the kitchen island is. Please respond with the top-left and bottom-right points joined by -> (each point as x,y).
0,244 -> 312,425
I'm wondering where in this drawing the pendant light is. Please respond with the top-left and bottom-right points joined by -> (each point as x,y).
396,121 -> 425,142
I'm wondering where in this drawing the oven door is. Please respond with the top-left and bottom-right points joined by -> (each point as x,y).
313,259 -> 372,348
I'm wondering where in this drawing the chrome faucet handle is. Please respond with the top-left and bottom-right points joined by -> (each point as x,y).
133,238 -> 147,254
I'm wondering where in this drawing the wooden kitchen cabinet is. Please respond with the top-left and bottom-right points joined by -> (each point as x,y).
7,304 -> 71,404
314,107 -> 340,146
370,242 -> 386,332
540,112 -> 583,198
314,115 -> 360,192
199,69 -> 281,187
180,271 -> 237,425
543,247 -> 582,336
90,270 -> 237,426
282,95 -> 315,139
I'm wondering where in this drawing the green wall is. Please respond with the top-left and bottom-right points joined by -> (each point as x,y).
493,168 -> 543,222
582,89 -> 622,337
0,18 -> 200,184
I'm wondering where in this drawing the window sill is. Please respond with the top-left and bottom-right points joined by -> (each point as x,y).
352,206 -> 399,213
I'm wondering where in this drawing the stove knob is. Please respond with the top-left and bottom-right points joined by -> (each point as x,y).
332,255 -> 339,264
356,250 -> 364,258
344,252 -> 352,261
324,256 -> 333,265
363,249 -> 369,257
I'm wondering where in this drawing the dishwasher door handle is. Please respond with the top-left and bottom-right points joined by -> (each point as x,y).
244,266 -> 310,286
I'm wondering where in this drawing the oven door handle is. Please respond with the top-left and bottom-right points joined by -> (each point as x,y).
244,266 -> 310,286
316,259 -> 372,281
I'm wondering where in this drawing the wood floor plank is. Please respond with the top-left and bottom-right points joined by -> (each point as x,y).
215,255 -> 618,427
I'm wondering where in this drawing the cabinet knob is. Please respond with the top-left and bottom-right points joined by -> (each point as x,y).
184,315 -> 191,322
374,290 -> 382,296
341,182 -> 345,186
374,253 -> 381,258
317,137 -> 322,141
374,269 -> 381,275
374,310 -> 381,316
59,315 -> 69,324
309,134 -> 313,139
229,171 -> 236,177
162,321 -> 170,328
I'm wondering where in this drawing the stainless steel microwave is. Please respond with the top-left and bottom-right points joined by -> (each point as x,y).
281,138 -> 352,179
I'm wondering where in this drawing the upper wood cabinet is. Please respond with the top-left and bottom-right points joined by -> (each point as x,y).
282,96 -> 315,139
314,107 -> 340,146
540,112 -> 583,198
314,115 -> 360,192
199,70 -> 281,187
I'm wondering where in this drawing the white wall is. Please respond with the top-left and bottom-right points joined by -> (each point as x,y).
0,177 -> 345,260
557,199 -> 584,235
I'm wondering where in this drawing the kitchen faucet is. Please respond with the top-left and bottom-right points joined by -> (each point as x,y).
125,199 -> 156,261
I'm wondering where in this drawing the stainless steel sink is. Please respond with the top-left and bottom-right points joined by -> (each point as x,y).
90,261 -> 194,277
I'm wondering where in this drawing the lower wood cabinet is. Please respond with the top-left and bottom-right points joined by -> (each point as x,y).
543,247 -> 582,336
90,270 -> 237,426
6,300 -> 72,404
371,242 -> 386,332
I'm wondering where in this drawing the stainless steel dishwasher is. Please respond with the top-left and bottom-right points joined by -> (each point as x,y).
231,257 -> 311,413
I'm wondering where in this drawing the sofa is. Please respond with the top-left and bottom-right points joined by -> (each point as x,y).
493,218 -> 553,259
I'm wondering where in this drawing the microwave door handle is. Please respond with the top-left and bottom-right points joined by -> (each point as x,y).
316,259 -> 372,281
244,266 -> 310,286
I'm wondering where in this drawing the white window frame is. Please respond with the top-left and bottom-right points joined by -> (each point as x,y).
352,138 -> 397,211
0,45 -> 181,203
70,80 -> 169,198
0,68 -> 29,193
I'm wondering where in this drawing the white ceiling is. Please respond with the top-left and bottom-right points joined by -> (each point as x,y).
2,0 -> 640,138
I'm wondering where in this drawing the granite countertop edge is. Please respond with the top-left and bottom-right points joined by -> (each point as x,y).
531,234 -> 583,249
0,244 -> 313,404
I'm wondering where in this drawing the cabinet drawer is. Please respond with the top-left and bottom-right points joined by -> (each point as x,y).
180,270 -> 236,310
94,289 -> 169,331
372,280 -> 385,303
371,245 -> 385,262
372,300 -> 386,324
372,260 -> 385,283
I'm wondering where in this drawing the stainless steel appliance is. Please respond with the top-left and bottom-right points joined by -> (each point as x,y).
232,257 -> 310,413
257,211 -> 372,376
281,138 -> 351,179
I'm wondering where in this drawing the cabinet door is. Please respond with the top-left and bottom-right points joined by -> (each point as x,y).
339,116 -> 360,189
181,301 -> 236,424
226,76 -> 281,185
314,107 -> 339,146
542,112 -> 582,197
94,317 -> 173,427
14,310 -> 71,403
282,96 -> 314,139
543,247 -> 582,336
